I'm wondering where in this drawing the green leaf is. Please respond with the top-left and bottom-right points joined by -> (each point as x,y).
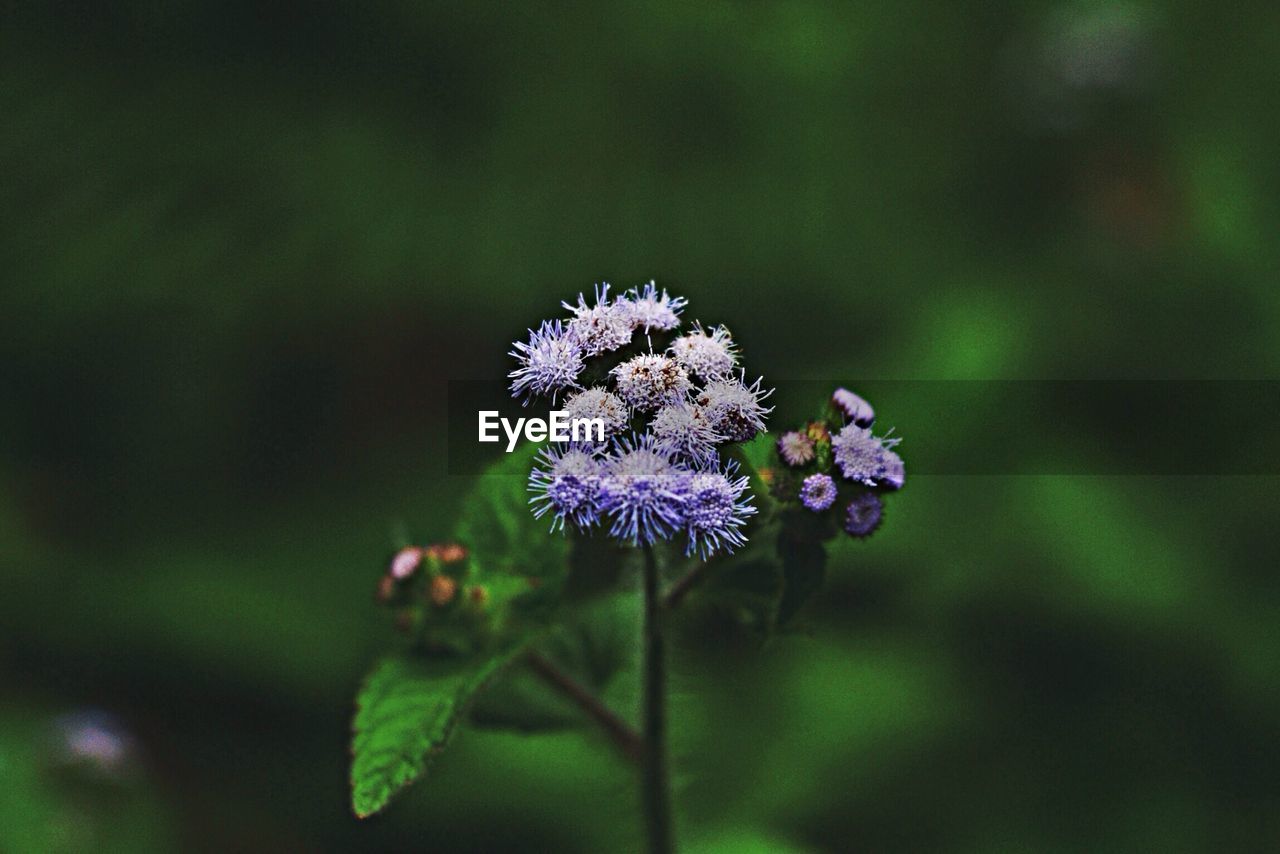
455,442 -> 568,584
736,430 -> 776,473
725,433 -> 778,516
350,651 -> 515,818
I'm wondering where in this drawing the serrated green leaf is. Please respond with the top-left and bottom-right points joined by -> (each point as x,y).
455,442 -> 569,583
350,651 -> 514,818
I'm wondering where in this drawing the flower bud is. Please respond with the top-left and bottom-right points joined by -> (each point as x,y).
832,388 -> 875,427
388,546 -> 424,580
429,574 -> 458,607
437,543 -> 468,564
375,575 -> 397,604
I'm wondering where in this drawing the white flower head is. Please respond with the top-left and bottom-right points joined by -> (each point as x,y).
563,283 -> 634,357
651,401 -> 722,467
610,353 -> 693,413
669,322 -> 738,380
562,387 -> 630,449
621,281 -> 687,333
695,373 -> 773,442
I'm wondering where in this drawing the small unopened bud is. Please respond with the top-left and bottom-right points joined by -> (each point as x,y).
832,388 -> 875,427
429,574 -> 458,606
375,575 -> 397,603
467,585 -> 490,609
389,546 -> 424,580
437,543 -> 468,564
806,421 -> 831,443
759,467 -> 775,486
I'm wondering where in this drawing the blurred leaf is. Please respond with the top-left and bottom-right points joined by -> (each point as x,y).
350,651 -> 516,818
455,442 -> 569,586
0,710 -> 173,852
725,433 -> 778,518
685,826 -> 814,854
0,718 -> 69,852
735,430 -> 775,475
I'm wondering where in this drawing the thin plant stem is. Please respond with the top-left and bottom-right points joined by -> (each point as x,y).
661,561 -> 709,611
640,542 -> 675,854
523,650 -> 642,763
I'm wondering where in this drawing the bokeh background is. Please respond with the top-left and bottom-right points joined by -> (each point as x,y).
4,1 -> 1280,850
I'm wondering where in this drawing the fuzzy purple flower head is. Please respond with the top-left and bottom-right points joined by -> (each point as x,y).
622,281 -> 687,334
778,430 -> 815,467
529,445 -> 602,531
509,319 -> 584,405
799,473 -> 837,512
844,492 -> 884,538
563,283 -> 635,357
832,387 -> 875,427
831,424 -> 905,489
680,462 -> 756,559
597,434 -> 688,546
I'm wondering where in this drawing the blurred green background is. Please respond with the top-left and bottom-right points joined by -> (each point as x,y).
4,0 -> 1280,850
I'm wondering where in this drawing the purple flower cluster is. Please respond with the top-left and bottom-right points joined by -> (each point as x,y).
509,282 -> 689,406
514,283 -> 772,557
530,433 -> 757,553
769,387 -> 904,540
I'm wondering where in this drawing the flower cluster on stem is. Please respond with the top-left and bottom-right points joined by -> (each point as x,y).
513,282 -> 772,559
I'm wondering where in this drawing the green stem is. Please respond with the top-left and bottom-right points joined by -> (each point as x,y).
524,650 -> 642,763
640,542 -> 675,854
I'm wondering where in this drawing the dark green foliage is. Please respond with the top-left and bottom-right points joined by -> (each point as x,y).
776,532 -> 828,627
470,593 -> 637,732
697,545 -> 786,633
